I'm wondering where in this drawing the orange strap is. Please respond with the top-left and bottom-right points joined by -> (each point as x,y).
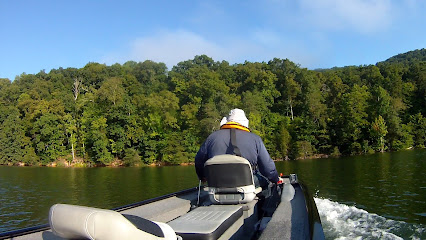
220,122 -> 250,132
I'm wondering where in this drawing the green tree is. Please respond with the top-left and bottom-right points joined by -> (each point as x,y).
81,62 -> 109,88
64,114 -> 77,165
276,121 -> 292,160
0,106 -> 38,165
123,148 -> 141,166
406,61 -> 426,116
234,62 -> 280,107
390,123 -> 414,150
32,112 -> 66,164
370,116 -> 388,152
338,85 -> 371,154
282,76 -> 300,120
291,141 -> 314,160
297,70 -> 327,128
0,78 -> 12,104
88,117 -> 112,165
369,86 -> 391,119
268,58 -> 300,118
409,113 -> 426,148
97,77 -> 125,106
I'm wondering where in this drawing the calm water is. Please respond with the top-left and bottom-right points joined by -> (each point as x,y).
0,149 -> 425,239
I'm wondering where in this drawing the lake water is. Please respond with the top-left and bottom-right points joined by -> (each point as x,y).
0,149 -> 425,239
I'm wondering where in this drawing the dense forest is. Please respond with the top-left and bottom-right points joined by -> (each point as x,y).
0,49 -> 425,166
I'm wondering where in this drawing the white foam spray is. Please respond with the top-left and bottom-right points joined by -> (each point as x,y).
314,198 -> 425,240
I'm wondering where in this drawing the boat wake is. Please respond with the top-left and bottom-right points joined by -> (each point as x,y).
314,198 -> 425,240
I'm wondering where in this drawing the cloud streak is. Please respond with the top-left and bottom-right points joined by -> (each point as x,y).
129,30 -> 225,67
102,30 -> 222,69
263,0 -> 396,34
103,29 -> 321,70
299,0 -> 394,33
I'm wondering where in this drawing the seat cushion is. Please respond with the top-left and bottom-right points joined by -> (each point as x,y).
168,205 -> 243,240
49,204 -> 176,240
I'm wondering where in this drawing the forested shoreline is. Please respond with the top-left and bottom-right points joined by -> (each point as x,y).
0,49 -> 425,167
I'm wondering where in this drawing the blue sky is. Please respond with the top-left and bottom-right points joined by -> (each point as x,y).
1,0 -> 425,80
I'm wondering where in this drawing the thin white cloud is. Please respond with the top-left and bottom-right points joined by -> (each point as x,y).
300,0 -> 393,33
129,30 -> 225,67
249,29 -> 323,67
102,30 -> 224,69
102,29 -> 321,69
265,0 -> 396,34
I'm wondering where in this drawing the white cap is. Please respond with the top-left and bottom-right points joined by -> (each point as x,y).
220,108 -> 249,128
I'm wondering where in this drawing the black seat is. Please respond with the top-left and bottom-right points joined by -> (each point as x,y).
204,155 -> 262,204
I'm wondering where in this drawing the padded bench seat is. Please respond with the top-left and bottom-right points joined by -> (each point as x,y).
168,205 -> 243,240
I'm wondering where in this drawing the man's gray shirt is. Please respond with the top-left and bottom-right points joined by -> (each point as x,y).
195,128 -> 279,183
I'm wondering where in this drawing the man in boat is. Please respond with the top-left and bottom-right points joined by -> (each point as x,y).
195,108 -> 281,188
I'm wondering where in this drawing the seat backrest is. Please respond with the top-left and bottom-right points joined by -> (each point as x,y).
49,204 -> 177,240
204,155 -> 260,204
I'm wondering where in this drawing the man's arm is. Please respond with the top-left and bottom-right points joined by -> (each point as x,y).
256,138 -> 279,183
194,141 -> 208,181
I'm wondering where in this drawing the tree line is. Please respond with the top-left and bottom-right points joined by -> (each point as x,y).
0,49 -> 425,166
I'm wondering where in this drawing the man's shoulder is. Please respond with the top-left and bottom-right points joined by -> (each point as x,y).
237,130 -> 263,143
249,132 -> 262,142
209,129 -> 228,136
242,130 -> 261,138
208,129 -> 261,140
206,129 -> 228,140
